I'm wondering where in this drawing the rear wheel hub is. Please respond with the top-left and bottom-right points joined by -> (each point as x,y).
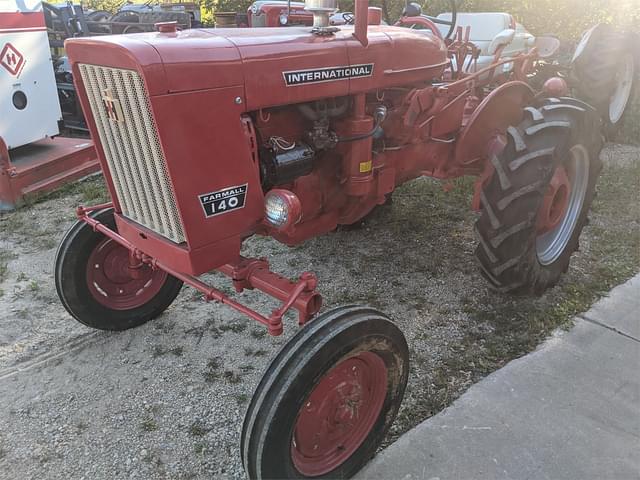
536,145 -> 590,266
537,166 -> 571,234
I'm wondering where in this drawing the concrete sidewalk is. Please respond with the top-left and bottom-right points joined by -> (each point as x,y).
358,274 -> 640,480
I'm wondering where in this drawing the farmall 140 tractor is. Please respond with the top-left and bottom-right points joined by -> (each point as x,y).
56,0 -> 604,478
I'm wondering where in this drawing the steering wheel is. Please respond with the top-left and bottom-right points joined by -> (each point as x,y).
342,12 -> 354,25
403,1 -> 458,40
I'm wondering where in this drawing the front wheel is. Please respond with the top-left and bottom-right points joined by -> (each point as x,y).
475,98 -> 603,294
55,208 -> 183,330
241,305 -> 409,479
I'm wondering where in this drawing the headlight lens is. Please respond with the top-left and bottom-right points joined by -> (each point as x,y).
279,12 -> 288,25
264,190 -> 302,230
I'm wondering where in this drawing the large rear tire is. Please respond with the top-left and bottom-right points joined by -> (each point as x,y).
241,305 -> 409,479
572,24 -> 637,138
474,99 -> 602,294
55,208 -> 183,330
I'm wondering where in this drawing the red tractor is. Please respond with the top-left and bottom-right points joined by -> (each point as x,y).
56,0 -> 602,478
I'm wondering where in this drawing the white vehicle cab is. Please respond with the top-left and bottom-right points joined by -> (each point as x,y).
435,12 -> 536,74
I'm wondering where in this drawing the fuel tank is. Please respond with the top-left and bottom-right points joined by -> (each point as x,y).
65,25 -> 448,110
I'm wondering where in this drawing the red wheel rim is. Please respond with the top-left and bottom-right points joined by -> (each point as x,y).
291,351 -> 388,477
86,238 -> 168,310
536,165 -> 571,234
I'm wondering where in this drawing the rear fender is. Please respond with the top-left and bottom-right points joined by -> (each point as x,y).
454,81 -> 534,168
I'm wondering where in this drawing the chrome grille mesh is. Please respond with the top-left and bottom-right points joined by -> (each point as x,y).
78,64 -> 185,243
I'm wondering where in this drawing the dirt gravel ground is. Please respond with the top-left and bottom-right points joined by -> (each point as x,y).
0,143 -> 638,479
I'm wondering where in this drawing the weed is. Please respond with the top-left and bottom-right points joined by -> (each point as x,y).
223,370 -> 242,384
15,272 -> 28,282
203,357 -> 222,383
28,280 -> 40,293
234,393 -> 249,405
244,347 -> 268,357
250,328 -> 267,339
188,422 -> 209,437
151,346 -> 166,358
140,418 -> 158,432
170,346 -> 184,357
219,320 -> 247,334
193,442 -> 206,455
0,249 -> 17,283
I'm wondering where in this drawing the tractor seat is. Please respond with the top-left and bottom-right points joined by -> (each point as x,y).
436,12 -> 514,56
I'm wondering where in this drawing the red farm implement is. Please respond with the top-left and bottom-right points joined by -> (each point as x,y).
55,1 -> 605,478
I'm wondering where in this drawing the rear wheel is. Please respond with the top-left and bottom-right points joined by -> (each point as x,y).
474,99 -> 602,294
55,208 -> 183,330
572,25 -> 636,138
241,305 -> 409,479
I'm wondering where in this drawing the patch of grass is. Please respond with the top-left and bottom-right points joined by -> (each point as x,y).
151,345 -> 184,358
193,442 -> 206,455
202,357 -> 222,383
15,272 -> 28,282
184,319 -> 222,342
250,328 -> 267,339
219,320 -> 247,334
154,321 -> 176,333
188,422 -> 209,437
79,181 -> 109,204
140,418 -> 158,432
24,175 -> 108,207
0,249 -> 17,283
391,162 -> 640,443
234,393 -> 249,405
223,370 -> 242,384
244,347 -> 268,357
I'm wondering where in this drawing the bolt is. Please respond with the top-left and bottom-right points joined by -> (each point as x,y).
234,96 -> 243,105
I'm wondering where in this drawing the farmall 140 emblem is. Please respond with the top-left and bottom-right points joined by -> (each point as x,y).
0,43 -> 25,77
101,88 -> 124,123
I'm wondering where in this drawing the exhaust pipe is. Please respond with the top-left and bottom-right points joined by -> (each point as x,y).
304,0 -> 369,46
353,0 -> 369,46
304,0 -> 337,29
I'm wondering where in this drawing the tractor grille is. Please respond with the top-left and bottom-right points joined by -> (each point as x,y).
250,13 -> 266,26
78,64 -> 185,243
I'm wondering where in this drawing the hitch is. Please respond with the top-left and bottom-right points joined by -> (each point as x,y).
76,204 -> 322,336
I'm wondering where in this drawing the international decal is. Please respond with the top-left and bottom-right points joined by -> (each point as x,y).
283,64 -> 374,86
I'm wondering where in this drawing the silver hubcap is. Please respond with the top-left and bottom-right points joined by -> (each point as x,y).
536,145 -> 590,266
609,53 -> 634,125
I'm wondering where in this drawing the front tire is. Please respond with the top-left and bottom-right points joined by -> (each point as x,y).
55,208 -> 183,330
241,306 -> 409,479
474,99 -> 602,294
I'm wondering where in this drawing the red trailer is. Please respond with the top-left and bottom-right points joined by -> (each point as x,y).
0,1 -> 98,210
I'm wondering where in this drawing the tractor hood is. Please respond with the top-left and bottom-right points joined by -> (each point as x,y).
65,26 -> 448,110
